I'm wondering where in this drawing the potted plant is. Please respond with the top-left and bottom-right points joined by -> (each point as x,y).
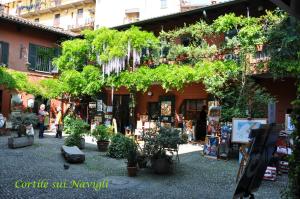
8,112 -> 38,148
64,116 -> 89,149
126,139 -> 138,177
151,150 -> 173,174
143,127 -> 184,174
91,124 -> 112,151
254,36 -> 266,52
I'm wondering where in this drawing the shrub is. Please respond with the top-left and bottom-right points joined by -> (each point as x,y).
107,133 -> 134,158
10,112 -> 38,137
65,133 -> 82,148
63,115 -> 89,147
90,124 -> 113,141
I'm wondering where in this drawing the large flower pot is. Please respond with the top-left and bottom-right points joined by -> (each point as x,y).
97,140 -> 109,152
8,136 -> 34,149
79,138 -> 85,150
137,155 -> 147,168
127,166 -> 137,177
151,158 -> 172,174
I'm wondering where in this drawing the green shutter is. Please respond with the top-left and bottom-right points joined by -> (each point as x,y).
1,42 -> 9,66
28,43 -> 37,70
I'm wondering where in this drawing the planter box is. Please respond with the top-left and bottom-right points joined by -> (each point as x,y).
61,145 -> 85,163
8,136 -> 34,149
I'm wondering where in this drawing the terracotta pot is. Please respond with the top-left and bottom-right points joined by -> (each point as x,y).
127,166 -> 137,177
97,140 -> 109,152
256,44 -> 264,52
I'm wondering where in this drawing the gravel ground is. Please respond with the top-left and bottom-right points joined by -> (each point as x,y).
0,131 -> 288,199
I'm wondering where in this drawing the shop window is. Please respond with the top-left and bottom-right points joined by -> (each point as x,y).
28,43 -> 60,73
0,41 -> 9,66
148,102 -> 160,120
180,99 -> 206,120
161,0 -> 167,9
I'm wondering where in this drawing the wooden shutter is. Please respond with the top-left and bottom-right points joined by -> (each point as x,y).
28,43 -> 37,70
1,41 -> 9,66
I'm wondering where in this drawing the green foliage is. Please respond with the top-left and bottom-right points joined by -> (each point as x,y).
65,133 -> 83,148
107,133 -> 134,159
0,67 -> 41,95
289,98 -> 300,198
90,124 -> 113,141
10,112 -> 38,136
197,61 -> 240,98
53,39 -> 90,71
63,115 -> 89,147
213,13 -> 244,33
220,79 -> 275,122
126,139 -> 138,167
40,65 -> 104,98
63,115 -> 89,136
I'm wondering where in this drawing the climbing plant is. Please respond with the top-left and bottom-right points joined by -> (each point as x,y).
0,66 -> 40,95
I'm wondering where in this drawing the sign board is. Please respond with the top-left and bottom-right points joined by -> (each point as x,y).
88,102 -> 96,109
285,114 -> 295,134
97,100 -> 103,112
268,102 -> 276,124
232,118 -> 267,143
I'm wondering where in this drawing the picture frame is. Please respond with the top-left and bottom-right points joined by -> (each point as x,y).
232,118 -> 267,143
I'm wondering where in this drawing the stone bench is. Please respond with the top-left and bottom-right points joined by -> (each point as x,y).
8,136 -> 34,149
61,145 -> 85,163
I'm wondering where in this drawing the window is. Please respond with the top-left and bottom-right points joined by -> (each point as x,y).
161,0 -> 167,9
34,18 -> 39,22
180,99 -> 206,120
77,9 -> 84,25
0,41 -> 9,66
28,43 -> 60,73
77,8 -> 83,17
53,14 -> 60,27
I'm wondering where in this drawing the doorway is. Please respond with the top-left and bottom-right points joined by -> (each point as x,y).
113,95 -> 130,133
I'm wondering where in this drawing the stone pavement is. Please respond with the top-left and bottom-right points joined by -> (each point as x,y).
0,131 -> 288,199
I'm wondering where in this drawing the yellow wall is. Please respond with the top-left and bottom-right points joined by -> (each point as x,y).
6,0 -> 95,33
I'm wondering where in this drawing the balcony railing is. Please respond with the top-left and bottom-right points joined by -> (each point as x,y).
16,0 -> 94,17
67,18 -> 94,31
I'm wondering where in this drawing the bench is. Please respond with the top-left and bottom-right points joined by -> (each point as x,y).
61,145 -> 85,163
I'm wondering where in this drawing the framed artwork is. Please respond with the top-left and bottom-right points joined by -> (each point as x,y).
232,118 -> 267,143
161,101 -> 172,116
285,114 -> 295,134
140,114 -> 148,123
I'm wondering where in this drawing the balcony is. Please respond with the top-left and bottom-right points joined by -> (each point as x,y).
67,17 -> 94,32
180,0 -> 207,12
16,0 -> 95,17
